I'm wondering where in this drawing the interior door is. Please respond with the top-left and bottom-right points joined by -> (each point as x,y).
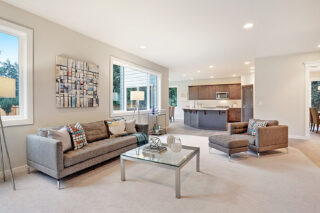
242,85 -> 253,122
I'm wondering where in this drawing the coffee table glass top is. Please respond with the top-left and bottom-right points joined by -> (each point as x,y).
121,144 -> 199,167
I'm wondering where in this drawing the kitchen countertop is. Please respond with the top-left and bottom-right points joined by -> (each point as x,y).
183,107 -> 229,111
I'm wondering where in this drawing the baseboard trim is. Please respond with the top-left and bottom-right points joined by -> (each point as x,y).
289,135 -> 310,140
0,164 -> 27,181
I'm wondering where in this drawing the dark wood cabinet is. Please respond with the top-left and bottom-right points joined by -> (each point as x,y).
189,86 -> 199,100
198,86 -> 209,100
229,84 -> 241,99
208,85 -> 216,99
228,108 -> 241,122
215,85 -> 229,92
188,83 -> 241,100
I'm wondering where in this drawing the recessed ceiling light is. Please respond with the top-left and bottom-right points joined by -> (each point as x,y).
244,61 -> 251,65
232,74 -> 237,77
250,70 -> 255,73
210,76 -> 214,78
139,45 -> 147,49
243,22 -> 254,29
318,44 -> 320,48
209,65 -> 214,68
250,66 -> 255,70
197,70 -> 201,73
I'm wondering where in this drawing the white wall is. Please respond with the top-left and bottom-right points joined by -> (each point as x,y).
0,1 -> 169,168
169,77 -> 241,119
241,73 -> 255,85
255,52 -> 320,137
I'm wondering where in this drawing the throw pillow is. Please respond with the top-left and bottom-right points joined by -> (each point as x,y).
81,121 -> 110,143
125,120 -> 137,134
247,119 -> 257,135
67,122 -> 88,150
107,119 -> 127,136
251,121 -> 268,136
48,127 -> 72,152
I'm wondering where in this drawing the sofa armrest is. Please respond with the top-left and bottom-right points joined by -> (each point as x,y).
228,122 -> 248,135
256,125 -> 288,147
26,134 -> 64,172
135,123 -> 149,136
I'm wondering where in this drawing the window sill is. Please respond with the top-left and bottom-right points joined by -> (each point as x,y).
1,116 -> 33,127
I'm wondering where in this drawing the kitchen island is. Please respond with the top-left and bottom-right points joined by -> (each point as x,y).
183,108 -> 228,131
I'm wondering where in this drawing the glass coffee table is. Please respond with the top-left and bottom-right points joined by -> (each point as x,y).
120,144 -> 200,199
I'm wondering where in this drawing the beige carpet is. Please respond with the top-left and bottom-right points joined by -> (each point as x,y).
1,134 -> 320,213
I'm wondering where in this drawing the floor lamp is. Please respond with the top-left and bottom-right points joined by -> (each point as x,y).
130,91 -> 145,123
0,76 -> 16,190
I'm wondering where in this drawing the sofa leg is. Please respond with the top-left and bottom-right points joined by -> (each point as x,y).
57,179 -> 61,190
257,152 -> 260,158
228,154 -> 231,161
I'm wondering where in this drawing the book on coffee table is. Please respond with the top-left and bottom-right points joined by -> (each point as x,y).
142,145 -> 167,153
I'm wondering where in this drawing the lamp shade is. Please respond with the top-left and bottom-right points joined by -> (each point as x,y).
0,77 -> 16,98
130,91 -> 144,101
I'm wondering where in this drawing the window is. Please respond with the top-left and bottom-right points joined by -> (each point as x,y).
111,57 -> 161,115
0,19 -> 33,126
169,87 -> 177,106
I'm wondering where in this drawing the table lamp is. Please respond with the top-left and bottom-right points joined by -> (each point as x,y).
0,76 -> 16,190
130,91 -> 145,123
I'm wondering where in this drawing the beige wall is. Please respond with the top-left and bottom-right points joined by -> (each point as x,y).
255,52 -> 320,137
0,1 -> 169,168
169,77 -> 241,119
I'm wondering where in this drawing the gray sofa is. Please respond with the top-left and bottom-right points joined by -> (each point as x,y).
26,122 -> 148,189
228,119 -> 288,157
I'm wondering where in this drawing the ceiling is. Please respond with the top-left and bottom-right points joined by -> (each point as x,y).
3,0 -> 320,81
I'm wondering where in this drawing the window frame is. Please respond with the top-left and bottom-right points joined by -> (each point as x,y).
0,19 -> 33,127
110,56 -> 161,117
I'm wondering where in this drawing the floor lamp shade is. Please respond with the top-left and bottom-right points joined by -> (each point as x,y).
130,91 -> 145,101
0,77 -> 16,98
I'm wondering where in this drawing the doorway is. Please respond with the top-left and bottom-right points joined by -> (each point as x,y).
242,85 -> 253,122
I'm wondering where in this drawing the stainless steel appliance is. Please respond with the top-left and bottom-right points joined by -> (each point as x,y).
216,92 -> 229,99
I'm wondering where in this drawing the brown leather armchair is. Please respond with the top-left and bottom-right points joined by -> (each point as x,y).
228,119 -> 288,157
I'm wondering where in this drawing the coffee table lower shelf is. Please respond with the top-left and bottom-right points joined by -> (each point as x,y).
120,149 -> 200,199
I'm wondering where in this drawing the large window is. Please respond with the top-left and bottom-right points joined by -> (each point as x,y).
111,57 -> 161,115
0,19 -> 33,126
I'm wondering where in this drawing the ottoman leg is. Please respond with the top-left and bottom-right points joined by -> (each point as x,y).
257,152 -> 260,158
228,154 -> 231,160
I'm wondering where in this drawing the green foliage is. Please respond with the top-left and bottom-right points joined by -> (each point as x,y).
0,98 -> 13,115
311,81 -> 320,109
169,87 -> 177,106
0,57 -> 19,113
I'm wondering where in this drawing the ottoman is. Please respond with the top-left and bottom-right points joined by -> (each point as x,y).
208,135 -> 249,158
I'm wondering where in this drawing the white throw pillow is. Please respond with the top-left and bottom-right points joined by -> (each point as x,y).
48,127 -> 72,152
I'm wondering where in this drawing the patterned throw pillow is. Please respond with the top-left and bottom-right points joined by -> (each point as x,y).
247,119 -> 256,135
107,119 -> 127,137
67,122 -> 88,150
251,121 -> 268,136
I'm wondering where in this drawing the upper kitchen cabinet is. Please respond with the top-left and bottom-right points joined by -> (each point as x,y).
198,86 -> 209,100
229,84 -> 241,99
215,84 -> 229,92
189,86 -> 199,100
208,85 -> 216,99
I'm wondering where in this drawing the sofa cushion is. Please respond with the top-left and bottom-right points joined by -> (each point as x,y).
208,135 -> 249,149
48,127 -> 73,152
63,135 -> 138,167
81,121 -> 110,143
125,120 -> 137,134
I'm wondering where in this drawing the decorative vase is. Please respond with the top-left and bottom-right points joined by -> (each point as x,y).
167,135 -> 175,148
171,137 -> 182,152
